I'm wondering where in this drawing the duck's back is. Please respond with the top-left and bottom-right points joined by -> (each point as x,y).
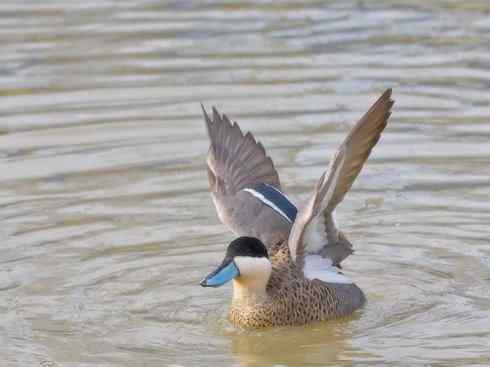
229,246 -> 365,328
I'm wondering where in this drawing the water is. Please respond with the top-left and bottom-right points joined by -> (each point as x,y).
1,1 -> 490,366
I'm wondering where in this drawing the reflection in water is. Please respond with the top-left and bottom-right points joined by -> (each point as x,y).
1,0 -> 490,366
228,318 -> 361,367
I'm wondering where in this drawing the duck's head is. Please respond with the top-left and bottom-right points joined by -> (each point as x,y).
200,237 -> 271,299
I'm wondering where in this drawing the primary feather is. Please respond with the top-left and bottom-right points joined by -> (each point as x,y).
288,89 -> 394,271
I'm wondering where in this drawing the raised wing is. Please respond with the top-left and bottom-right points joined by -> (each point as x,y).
202,106 -> 293,246
289,89 -> 394,269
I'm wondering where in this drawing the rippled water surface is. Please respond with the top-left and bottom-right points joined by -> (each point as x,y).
1,1 -> 490,366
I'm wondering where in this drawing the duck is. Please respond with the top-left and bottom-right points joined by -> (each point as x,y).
200,89 -> 394,328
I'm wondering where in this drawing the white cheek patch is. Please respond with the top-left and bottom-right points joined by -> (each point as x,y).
304,254 -> 352,284
234,256 -> 272,280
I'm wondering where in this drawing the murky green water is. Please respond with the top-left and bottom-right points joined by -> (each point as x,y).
1,1 -> 490,366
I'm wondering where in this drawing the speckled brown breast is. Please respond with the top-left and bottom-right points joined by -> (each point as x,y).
229,245 -> 366,329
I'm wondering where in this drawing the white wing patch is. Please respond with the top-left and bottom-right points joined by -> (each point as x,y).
243,188 -> 294,224
304,215 -> 328,253
304,211 -> 339,254
304,254 -> 353,284
299,152 -> 345,259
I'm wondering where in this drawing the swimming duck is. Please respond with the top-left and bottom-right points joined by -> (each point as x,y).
200,89 -> 394,328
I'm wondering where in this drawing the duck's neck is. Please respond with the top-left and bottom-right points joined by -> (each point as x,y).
232,277 -> 268,304
231,256 -> 272,305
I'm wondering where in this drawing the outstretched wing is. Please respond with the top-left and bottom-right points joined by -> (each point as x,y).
289,89 -> 394,271
203,106 -> 294,246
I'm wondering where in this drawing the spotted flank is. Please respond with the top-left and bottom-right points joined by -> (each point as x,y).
243,183 -> 297,224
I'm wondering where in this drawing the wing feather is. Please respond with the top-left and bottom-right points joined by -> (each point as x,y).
325,89 -> 394,213
288,89 -> 394,269
202,105 -> 289,244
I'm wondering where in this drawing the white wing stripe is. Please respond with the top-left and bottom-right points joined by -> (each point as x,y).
243,188 -> 294,224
